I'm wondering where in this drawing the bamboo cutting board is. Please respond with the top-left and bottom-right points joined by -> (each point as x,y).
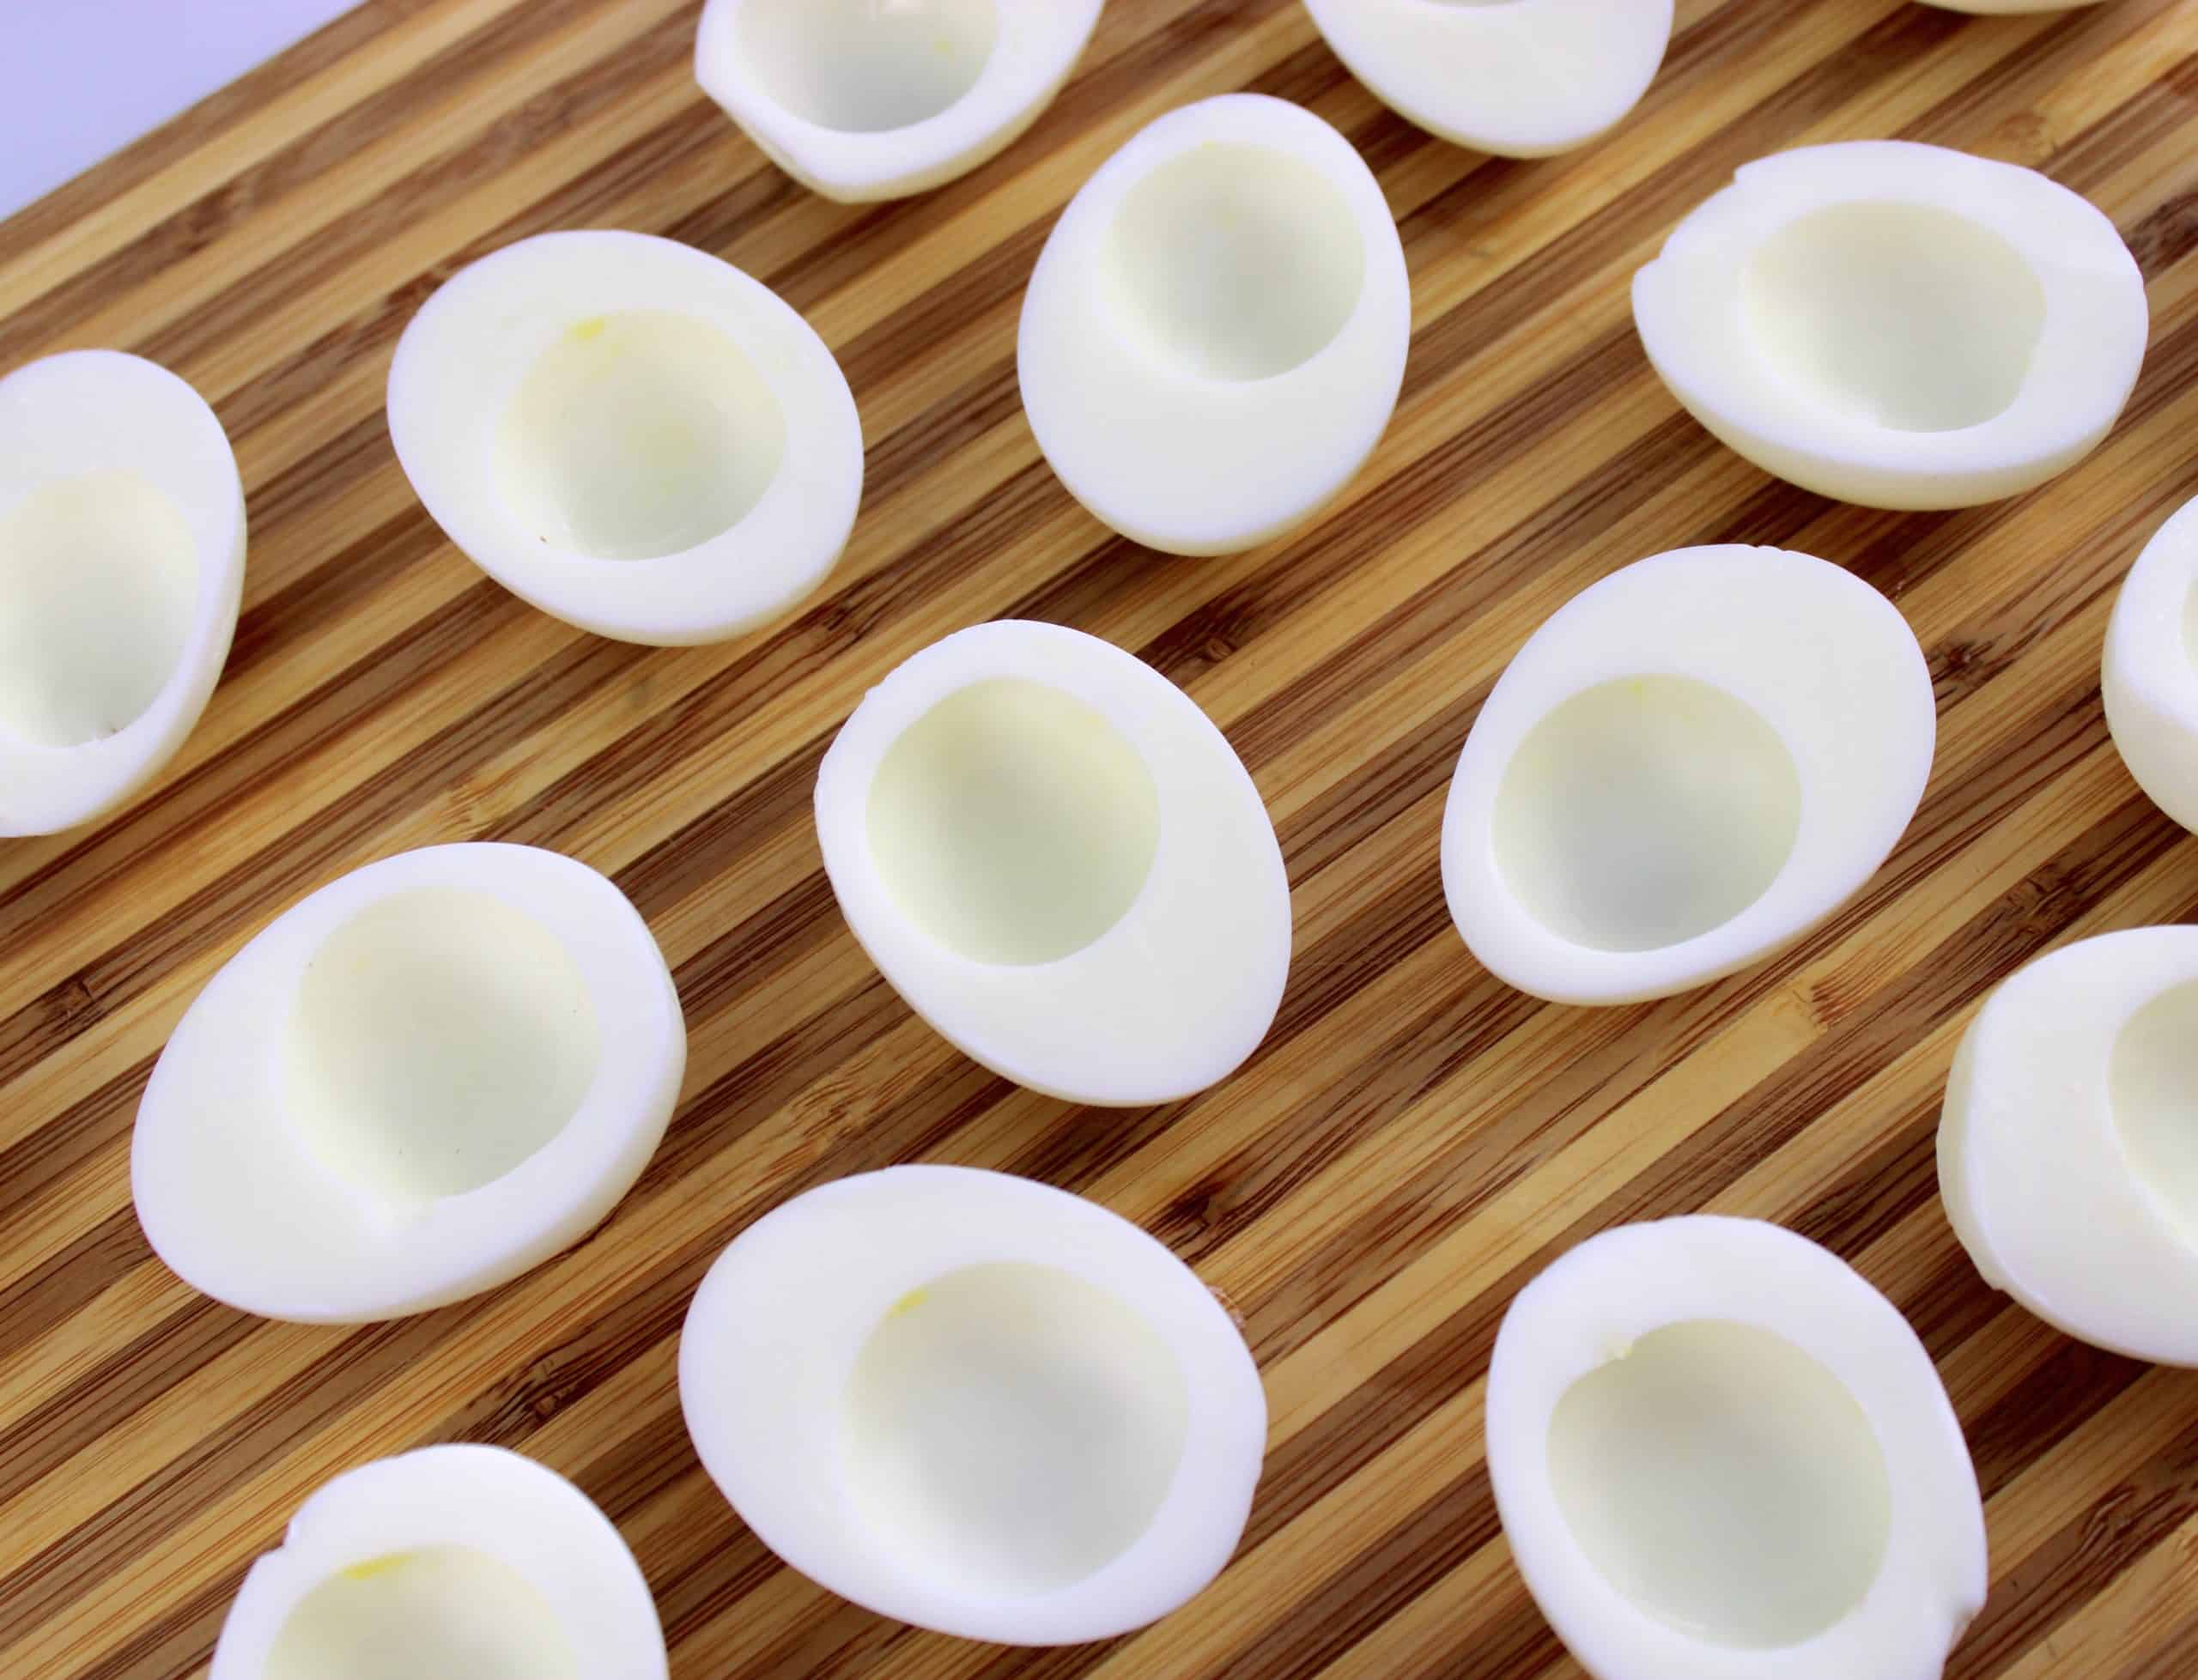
6,0 -> 2198,1674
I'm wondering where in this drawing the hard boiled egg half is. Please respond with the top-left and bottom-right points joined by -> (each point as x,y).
1940,926 -> 2198,1365
815,620 -> 1290,1104
1018,94 -> 1411,555
132,842 -> 685,1323
210,1444 -> 665,1680
2104,494 -> 2198,833
387,230 -> 861,646
1489,1216 -> 1987,1680
1301,0 -> 1674,159
1442,545 -> 1934,1005
678,1165 -> 1266,1643
695,0 -> 1102,202
1634,141 -> 2146,509
0,350 -> 245,836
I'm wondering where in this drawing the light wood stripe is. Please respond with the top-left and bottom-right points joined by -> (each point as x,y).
6,0 -> 2198,1674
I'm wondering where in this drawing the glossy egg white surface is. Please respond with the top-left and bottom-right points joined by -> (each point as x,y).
1634,141 -> 2146,509
0,349 -> 245,836
815,620 -> 1290,1104
1489,1216 -> 1987,1680
1442,546 -> 1934,1005
695,0 -> 1102,203
1939,926 -> 2198,1365
386,229 -> 860,646
678,1165 -> 1266,1644
209,1444 -> 666,1680
1302,0 -> 1673,159
2104,495 -> 2198,832
1017,93 -> 1410,556
131,842 -> 685,1323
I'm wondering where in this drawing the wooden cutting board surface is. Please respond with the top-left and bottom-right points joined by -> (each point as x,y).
6,0 -> 2198,1674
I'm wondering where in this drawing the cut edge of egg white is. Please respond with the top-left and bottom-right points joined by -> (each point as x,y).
1442,544 -> 1934,1006
1302,0 -> 1674,159
386,228 -> 861,646
677,1164 -> 1266,1645
814,618 -> 1291,1105
1918,0 -> 2107,12
695,0 -> 1103,203
209,1444 -> 667,1680
1633,140 -> 2146,509
1489,1216 -> 1987,1680
1940,925 -> 2198,1366
2104,494 -> 2198,834
1017,93 -> 1411,556
131,841 -> 686,1324
0,349 -> 245,837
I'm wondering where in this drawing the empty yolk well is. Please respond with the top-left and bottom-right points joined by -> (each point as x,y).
1741,200 -> 2045,433
1492,675 -> 1801,953
265,1545 -> 578,1680
737,0 -> 999,133
285,887 -> 600,1203
1548,1318 -> 1891,1648
0,470 -> 197,748
841,1261 -> 1190,1598
2111,979 -> 2198,1242
495,309 -> 786,561
865,677 -> 1161,966
1102,143 -> 1364,382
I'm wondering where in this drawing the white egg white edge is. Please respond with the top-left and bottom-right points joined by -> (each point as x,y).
677,1163 -> 1267,1645
1441,545 -> 1935,1005
1633,140 -> 2146,510
1302,0 -> 1673,159
1017,93 -> 1411,556
0,349 -> 245,837
209,1443 -> 667,1680
2103,495 -> 2198,832
386,228 -> 861,646
1937,926 -> 2198,1365
131,841 -> 686,1323
694,0 -> 1103,203
1487,1216 -> 1987,1680
814,619 -> 1291,1105
1920,0 -> 2106,12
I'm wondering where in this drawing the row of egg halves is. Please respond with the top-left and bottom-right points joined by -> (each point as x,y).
4,1 -> 2167,1677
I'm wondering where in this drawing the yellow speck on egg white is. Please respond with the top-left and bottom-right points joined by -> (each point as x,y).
339,1552 -> 415,1583
570,315 -> 609,343
886,1286 -> 930,1319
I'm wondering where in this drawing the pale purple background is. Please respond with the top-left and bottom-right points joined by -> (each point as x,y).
2,0 -> 361,221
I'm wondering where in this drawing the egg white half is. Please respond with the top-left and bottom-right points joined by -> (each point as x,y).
1489,1216 -> 1986,1680
695,0 -> 1102,203
0,350 -> 245,836
131,842 -> 685,1323
2104,494 -> 2198,833
1940,925 -> 2198,1365
677,1164 -> 1266,1644
210,1444 -> 665,1680
815,619 -> 1290,1104
1634,141 -> 2146,509
1302,0 -> 1673,159
1018,93 -> 1411,555
1442,545 -> 1934,1005
387,230 -> 860,646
